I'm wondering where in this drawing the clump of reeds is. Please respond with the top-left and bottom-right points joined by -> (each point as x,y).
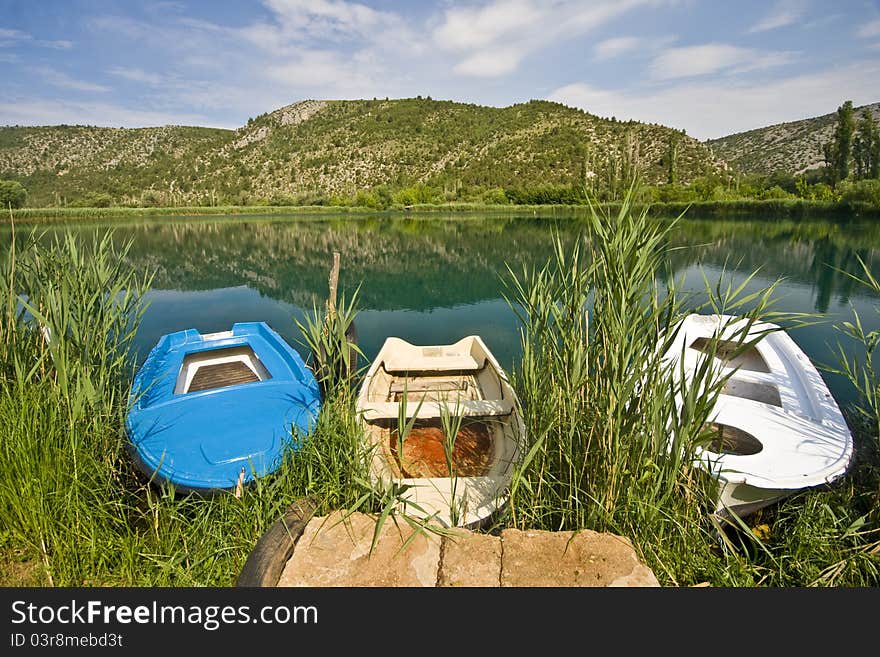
794,254 -> 880,585
501,191 -> 791,580
830,255 -> 880,448
0,228 -> 152,584
296,288 -> 363,397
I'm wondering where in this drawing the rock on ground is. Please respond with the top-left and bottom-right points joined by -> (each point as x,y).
276,512 -> 660,587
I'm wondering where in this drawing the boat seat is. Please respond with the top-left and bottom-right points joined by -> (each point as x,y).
383,354 -> 485,373
703,396 -> 852,489
359,398 -> 514,421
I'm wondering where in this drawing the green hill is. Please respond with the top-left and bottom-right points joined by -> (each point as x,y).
707,102 -> 880,176
0,97 -> 725,207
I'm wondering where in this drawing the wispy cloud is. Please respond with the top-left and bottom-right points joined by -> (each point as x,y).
31,67 -> 109,93
592,34 -> 675,61
266,48 -> 384,94
0,27 -> 72,49
858,19 -> 880,39
548,58 -> 880,139
593,36 -> 642,61
37,39 -> 74,50
8,1 -> 875,136
650,43 -> 799,80
433,0 -> 670,77
748,0 -> 807,33
0,97 -> 218,127
0,27 -> 29,43
109,67 -> 164,85
227,0 -> 418,56
262,0 -> 403,41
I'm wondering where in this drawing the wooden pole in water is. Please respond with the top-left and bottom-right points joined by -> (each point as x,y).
326,251 -> 340,327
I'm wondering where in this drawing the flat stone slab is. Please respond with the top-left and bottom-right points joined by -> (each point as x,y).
276,512 -> 660,587
500,528 -> 660,587
278,511 -> 441,587
438,530 -> 502,587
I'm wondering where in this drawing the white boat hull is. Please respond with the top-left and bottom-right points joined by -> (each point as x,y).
663,314 -> 854,520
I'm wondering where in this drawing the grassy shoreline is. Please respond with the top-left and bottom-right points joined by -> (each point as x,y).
1,198 -> 878,587
5,198 -> 879,223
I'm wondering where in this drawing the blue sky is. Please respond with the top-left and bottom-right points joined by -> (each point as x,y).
2,0 -> 879,139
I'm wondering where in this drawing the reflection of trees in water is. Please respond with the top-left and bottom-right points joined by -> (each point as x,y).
6,214 -> 878,314
663,219 -> 880,313
50,215 -> 581,311
808,239 -> 864,314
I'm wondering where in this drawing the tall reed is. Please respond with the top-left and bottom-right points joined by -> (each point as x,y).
502,192 -> 790,580
0,229 -> 151,584
295,288 -> 363,397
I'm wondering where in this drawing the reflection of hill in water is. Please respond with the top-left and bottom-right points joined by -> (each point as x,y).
9,214 -> 880,314
60,215 -> 584,311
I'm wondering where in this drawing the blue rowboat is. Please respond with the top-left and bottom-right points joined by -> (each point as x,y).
126,322 -> 321,493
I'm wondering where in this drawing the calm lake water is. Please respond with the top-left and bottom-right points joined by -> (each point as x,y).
6,211 -> 880,409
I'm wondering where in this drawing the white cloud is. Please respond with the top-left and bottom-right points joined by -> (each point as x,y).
748,0 -> 806,33
36,39 -> 73,49
0,97 -> 219,127
268,50 -> 362,87
259,0 -> 407,43
650,43 -> 799,80
31,67 -> 110,93
432,0 -> 669,77
265,48 -> 394,98
453,48 -> 524,77
0,28 -> 72,49
858,19 -> 880,39
432,0 -> 542,52
109,67 -> 164,85
548,59 -> 880,139
593,36 -> 642,61
0,28 -> 29,41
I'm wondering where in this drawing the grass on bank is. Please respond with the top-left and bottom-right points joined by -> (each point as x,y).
0,196 -> 878,586
6,197 -> 880,224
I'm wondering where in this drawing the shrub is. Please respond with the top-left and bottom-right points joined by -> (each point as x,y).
392,183 -> 439,206
69,192 -> 113,208
839,179 -> 880,207
0,179 -> 27,209
140,190 -> 163,207
481,187 -> 509,205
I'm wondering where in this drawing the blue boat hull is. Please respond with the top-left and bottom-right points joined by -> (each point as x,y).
126,322 -> 321,491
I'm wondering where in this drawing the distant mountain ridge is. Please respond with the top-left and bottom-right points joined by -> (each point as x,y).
707,102 -> 880,176
0,97 -> 725,207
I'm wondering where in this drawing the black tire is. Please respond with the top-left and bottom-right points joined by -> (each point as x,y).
236,498 -> 316,587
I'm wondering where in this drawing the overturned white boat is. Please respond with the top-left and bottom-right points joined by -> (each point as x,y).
356,336 -> 524,528
662,314 -> 854,519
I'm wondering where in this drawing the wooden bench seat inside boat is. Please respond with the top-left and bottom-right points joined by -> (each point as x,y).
359,398 -> 515,421
383,353 -> 485,373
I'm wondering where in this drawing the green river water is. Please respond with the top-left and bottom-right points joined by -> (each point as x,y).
6,211 -> 880,409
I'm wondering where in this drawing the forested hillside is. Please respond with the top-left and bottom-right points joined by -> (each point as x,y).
0,97 -> 724,207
